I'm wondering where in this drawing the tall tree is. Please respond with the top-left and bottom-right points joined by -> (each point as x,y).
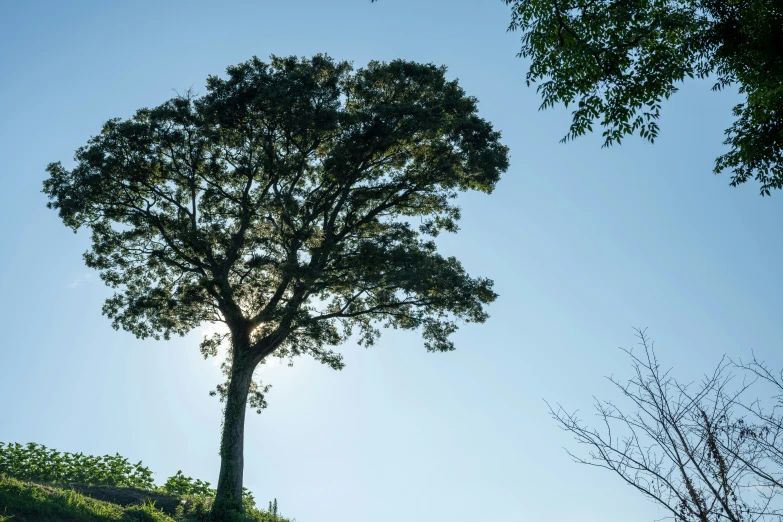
502,0 -> 783,194
43,55 -> 508,517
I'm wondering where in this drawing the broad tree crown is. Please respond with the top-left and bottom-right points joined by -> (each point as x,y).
44,54 -> 509,406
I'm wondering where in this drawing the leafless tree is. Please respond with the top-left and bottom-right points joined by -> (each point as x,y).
549,328 -> 783,522
719,355 -> 783,506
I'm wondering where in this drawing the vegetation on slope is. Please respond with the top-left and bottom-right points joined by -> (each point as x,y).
0,443 -> 292,522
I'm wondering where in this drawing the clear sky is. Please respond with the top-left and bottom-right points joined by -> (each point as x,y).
2,1 -> 782,521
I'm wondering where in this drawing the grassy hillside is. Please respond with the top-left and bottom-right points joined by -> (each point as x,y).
0,443 -> 293,522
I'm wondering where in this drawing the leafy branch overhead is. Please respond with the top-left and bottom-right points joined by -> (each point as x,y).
502,0 -> 782,194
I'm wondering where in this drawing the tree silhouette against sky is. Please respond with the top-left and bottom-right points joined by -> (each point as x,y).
43,55 -> 509,517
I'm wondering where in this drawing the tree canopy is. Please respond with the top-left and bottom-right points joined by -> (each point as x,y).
503,0 -> 782,194
43,54 -> 509,516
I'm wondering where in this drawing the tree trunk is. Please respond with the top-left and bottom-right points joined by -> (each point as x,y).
213,335 -> 257,517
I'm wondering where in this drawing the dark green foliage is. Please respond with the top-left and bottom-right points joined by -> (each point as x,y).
162,472 -> 257,510
503,0 -> 783,194
43,53 -> 506,401
43,54 -> 507,511
0,443 -> 254,508
0,442 -> 154,489
0,443 -> 289,522
163,472 -> 215,498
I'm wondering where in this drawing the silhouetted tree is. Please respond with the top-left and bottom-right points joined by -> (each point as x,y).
550,328 -> 783,522
43,55 -> 509,518
502,0 -> 783,194
727,355 -> 783,498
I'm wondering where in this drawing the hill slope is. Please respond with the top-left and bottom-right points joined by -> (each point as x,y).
0,443 -> 293,522
0,475 -> 291,522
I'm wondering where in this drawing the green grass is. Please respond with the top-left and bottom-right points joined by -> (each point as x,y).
0,443 -> 294,522
0,475 -> 170,521
0,475 -> 294,522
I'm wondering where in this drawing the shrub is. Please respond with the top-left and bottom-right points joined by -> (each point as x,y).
0,442 -> 289,520
0,442 -> 154,489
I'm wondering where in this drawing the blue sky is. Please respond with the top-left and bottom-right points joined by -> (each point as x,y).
2,1 -> 782,521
